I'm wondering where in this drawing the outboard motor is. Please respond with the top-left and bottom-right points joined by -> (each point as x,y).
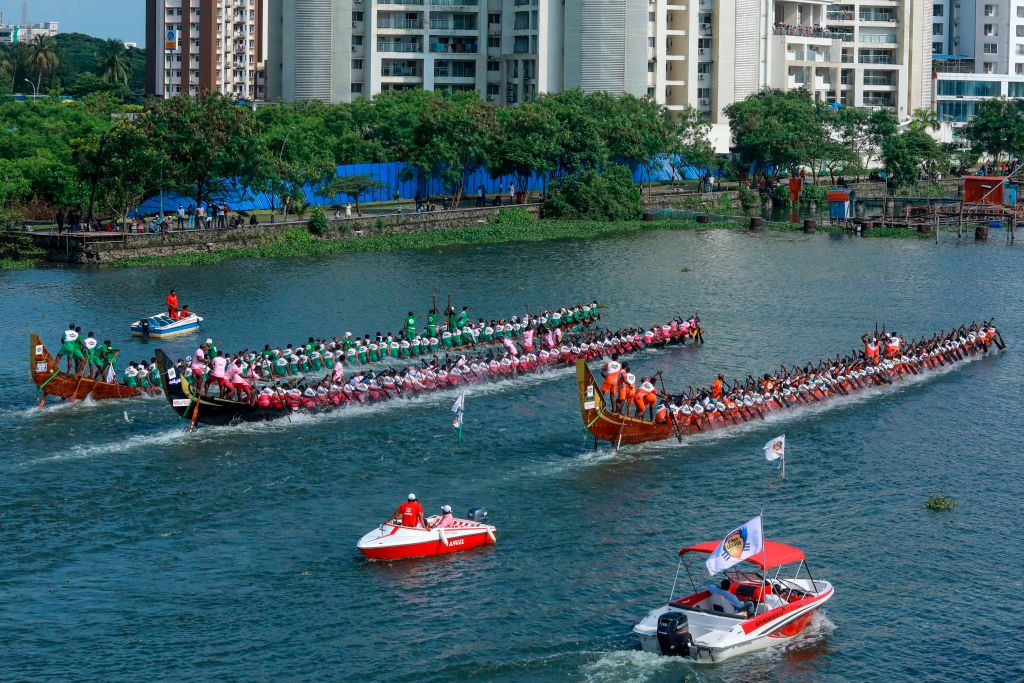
140,318 -> 150,338
656,611 -> 692,657
467,507 -> 488,522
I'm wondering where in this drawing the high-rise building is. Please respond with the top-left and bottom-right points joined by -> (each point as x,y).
145,0 -> 268,100
0,20 -> 58,45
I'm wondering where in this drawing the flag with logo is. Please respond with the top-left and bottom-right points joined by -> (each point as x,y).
705,515 -> 764,575
451,392 -> 465,447
763,435 -> 785,461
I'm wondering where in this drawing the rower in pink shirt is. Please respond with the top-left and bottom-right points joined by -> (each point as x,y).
502,337 -> 518,357
210,352 -> 229,397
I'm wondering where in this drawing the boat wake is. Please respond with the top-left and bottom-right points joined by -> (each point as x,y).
21,427 -> 190,466
579,649 -> 683,683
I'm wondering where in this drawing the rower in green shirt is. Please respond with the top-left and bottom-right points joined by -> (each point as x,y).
446,305 -> 457,332
456,306 -> 469,329
427,309 -> 438,336
404,312 -> 417,341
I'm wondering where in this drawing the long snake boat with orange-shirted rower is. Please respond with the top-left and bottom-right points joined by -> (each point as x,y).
577,322 -> 1004,448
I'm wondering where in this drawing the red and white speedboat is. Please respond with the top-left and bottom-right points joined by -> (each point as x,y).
634,539 -> 833,663
357,513 -> 497,561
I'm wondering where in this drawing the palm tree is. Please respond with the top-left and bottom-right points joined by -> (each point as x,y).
26,35 -> 59,95
96,39 -> 130,85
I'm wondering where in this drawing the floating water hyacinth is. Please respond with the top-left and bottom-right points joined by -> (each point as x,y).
925,495 -> 957,511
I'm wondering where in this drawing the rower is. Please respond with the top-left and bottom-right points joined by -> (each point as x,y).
710,374 -> 725,400
56,323 -> 79,373
166,290 -> 179,320
404,312 -> 417,341
393,493 -> 426,528
862,334 -> 880,365
456,306 -> 469,329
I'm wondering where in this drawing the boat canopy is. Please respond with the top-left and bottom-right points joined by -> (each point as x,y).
679,540 -> 805,570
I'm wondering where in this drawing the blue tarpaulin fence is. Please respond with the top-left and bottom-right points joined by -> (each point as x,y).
133,156 -> 714,216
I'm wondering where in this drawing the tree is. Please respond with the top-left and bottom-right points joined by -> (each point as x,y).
139,92 -> 270,208
724,89 -> 825,174
831,106 -> 873,178
66,71 -> 131,99
320,174 -> 387,216
96,39 -> 131,85
961,98 -> 1024,165
587,92 -> 672,181
535,90 -> 609,175
544,163 -> 641,221
26,35 -> 59,94
667,107 -> 716,183
488,100 -> 563,195
408,92 -> 497,206
256,102 -> 337,211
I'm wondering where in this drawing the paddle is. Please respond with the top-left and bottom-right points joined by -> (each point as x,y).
656,372 -> 683,443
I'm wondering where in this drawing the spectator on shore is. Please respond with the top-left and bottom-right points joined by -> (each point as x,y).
176,204 -> 186,231
249,213 -> 258,226
221,203 -> 230,229
476,184 -> 485,208
345,202 -> 352,218
69,210 -> 81,233
508,183 -> 516,205
56,208 -> 65,236
195,204 -> 205,229
415,189 -> 423,212
187,204 -> 195,229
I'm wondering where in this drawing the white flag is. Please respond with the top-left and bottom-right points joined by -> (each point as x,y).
705,515 -> 765,575
763,435 -> 785,462
451,392 -> 465,429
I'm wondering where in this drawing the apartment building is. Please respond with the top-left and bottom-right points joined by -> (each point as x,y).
144,0 -> 267,100
0,20 -> 58,45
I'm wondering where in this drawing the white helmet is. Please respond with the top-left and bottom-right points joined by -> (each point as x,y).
441,504 -> 452,514
408,493 -> 417,501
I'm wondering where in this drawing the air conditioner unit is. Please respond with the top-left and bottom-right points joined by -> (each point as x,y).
701,23 -> 711,30
352,21 -> 357,28
699,98 -> 709,105
352,46 -> 357,52
698,73 -> 706,79
698,48 -> 705,54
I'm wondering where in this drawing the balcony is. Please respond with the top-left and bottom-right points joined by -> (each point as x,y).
859,33 -> 897,44
773,24 -> 835,39
378,18 -> 423,29
863,75 -> 893,86
430,38 -> 478,53
431,0 -> 479,5
381,63 -> 422,77
826,10 -> 854,21
378,0 -> 425,4
858,54 -> 893,64
430,17 -> 478,30
377,40 -> 423,53
859,12 -> 896,23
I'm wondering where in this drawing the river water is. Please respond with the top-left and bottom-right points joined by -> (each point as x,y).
2,229 -> 1021,682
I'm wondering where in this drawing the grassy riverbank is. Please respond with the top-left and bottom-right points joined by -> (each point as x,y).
105,218 -> 925,268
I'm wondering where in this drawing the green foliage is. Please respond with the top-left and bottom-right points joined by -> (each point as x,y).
320,173 -> 387,215
725,89 -> 825,172
881,127 -> 949,188
54,33 -> 146,94
925,495 -> 957,511
669,106 -> 717,179
0,230 -> 44,263
307,207 -> 330,236
0,159 -> 32,207
962,99 -> 1024,164
737,183 -> 760,209
800,183 -> 826,202
544,164 -> 642,221
490,207 -> 536,226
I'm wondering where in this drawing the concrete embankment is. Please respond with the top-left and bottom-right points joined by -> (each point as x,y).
13,205 -> 541,264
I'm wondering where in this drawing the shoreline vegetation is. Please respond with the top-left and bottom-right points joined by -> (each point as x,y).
101,216 -> 925,269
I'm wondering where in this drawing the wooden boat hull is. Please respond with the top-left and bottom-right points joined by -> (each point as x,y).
576,361 -> 676,445
155,350 -> 283,426
577,334 -> 1000,447
30,333 -> 143,402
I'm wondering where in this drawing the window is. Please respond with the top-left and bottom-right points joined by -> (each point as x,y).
648,61 -> 654,73
648,37 -> 655,47
487,59 -> 500,71
488,35 -> 500,47
1018,25 -> 1024,37
983,61 -> 995,73
698,38 -> 711,50
983,4 -> 996,16
647,87 -> 655,98
984,24 -> 996,36
648,11 -> 655,22
984,42 -> 998,54
488,13 -> 500,24
1019,6 -> 1024,18
936,79 -> 1000,97
487,83 -> 500,95
352,59 -> 363,70
933,4 -> 943,17
933,23 -> 943,35
1017,63 -> 1024,75
514,11 -> 530,29
351,82 -> 363,94
353,35 -> 363,46
353,11 -> 363,21
697,87 -> 710,99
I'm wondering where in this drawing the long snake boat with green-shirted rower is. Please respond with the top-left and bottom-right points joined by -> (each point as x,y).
577,322 -> 1004,449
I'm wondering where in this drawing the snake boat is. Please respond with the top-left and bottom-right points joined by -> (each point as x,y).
577,325 -> 1003,447
30,333 -> 145,406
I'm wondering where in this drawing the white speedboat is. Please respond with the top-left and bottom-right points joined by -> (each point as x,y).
130,313 -> 203,339
634,539 -> 834,663
357,509 -> 496,561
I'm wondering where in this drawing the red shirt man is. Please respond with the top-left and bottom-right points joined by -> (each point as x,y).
394,493 -> 425,528
166,290 -> 179,320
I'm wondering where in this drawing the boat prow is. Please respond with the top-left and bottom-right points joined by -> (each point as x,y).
576,360 -> 675,446
30,333 -> 142,404
357,515 -> 497,561
131,313 -> 203,339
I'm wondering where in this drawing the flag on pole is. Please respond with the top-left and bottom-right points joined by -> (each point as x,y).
763,435 -> 785,478
451,392 -> 465,447
705,515 -> 765,575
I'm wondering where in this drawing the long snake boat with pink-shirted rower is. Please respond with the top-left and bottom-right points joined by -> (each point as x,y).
577,321 -> 1004,448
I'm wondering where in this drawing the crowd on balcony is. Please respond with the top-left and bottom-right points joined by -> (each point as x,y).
773,23 -> 833,39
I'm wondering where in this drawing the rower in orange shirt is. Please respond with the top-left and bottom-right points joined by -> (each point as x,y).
166,289 -> 179,320
862,334 -> 880,365
600,354 -> 622,403
710,374 -> 725,400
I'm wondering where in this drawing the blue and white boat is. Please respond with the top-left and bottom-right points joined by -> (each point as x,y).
130,313 -> 204,339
